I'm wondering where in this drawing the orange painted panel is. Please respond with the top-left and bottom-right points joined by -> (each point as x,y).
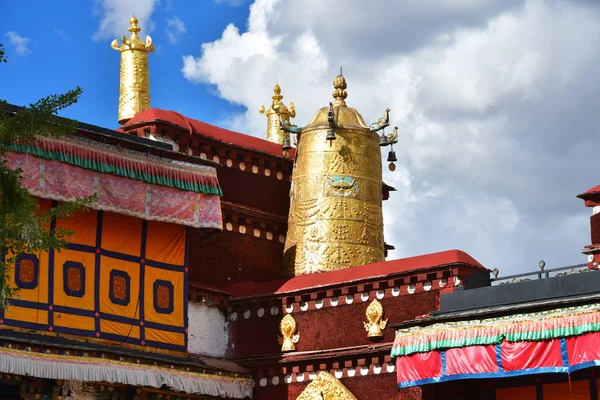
53,250 -> 95,311
54,313 -> 95,331
5,306 -> 48,325
100,319 -> 140,339
7,251 -> 49,304
143,266 -> 184,327
145,221 -> 185,265
99,256 -> 140,319
145,327 -> 184,346
56,209 -> 97,247
101,212 -> 142,257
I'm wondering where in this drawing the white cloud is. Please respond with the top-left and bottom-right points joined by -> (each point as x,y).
183,0 -> 600,275
93,0 -> 158,41
5,32 -> 31,56
165,16 -> 186,44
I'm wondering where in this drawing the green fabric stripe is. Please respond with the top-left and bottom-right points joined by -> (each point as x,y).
10,144 -> 223,196
391,321 -> 600,358
504,322 -> 600,342
391,335 -> 503,358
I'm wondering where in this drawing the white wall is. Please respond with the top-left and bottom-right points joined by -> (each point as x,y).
187,302 -> 229,357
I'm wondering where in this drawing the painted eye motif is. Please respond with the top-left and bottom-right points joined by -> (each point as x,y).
329,176 -> 357,197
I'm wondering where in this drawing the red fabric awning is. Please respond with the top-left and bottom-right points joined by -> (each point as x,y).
396,332 -> 600,388
392,303 -> 600,388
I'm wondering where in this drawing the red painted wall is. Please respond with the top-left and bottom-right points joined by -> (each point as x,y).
227,316 -> 281,358
216,164 -> 291,217
291,292 -> 438,352
187,229 -> 285,287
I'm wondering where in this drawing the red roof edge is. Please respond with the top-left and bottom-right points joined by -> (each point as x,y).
225,249 -> 486,298
577,185 -> 600,207
121,108 -> 295,159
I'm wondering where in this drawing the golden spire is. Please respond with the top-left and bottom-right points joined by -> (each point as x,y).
111,16 -> 155,125
332,67 -> 348,107
259,83 -> 296,145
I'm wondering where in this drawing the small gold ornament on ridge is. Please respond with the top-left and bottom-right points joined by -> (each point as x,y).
364,299 -> 388,339
279,314 -> 300,352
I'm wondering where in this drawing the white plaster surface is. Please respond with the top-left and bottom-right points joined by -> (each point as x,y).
187,302 -> 229,357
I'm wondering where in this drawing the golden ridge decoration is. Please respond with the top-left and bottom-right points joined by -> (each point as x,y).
364,299 -> 388,339
260,84 -> 296,145
278,314 -> 300,352
111,16 -> 154,125
283,71 -> 386,276
295,371 -> 358,400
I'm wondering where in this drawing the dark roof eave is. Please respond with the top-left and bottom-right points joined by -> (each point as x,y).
390,292 -> 600,330
0,328 -> 249,374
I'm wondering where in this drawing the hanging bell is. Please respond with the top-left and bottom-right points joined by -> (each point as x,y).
282,134 -> 292,151
387,149 -> 397,162
326,128 -> 336,141
379,133 -> 389,147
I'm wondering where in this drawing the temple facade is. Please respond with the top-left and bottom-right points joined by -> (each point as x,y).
2,15 -> 599,400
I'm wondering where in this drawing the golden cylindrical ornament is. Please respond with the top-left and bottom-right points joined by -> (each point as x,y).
112,17 -> 154,125
283,74 -> 385,276
260,84 -> 296,145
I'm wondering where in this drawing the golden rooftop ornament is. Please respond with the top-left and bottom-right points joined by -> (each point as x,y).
111,16 -> 154,125
364,299 -> 388,340
259,84 -> 296,148
278,314 -> 300,352
282,70 -> 391,276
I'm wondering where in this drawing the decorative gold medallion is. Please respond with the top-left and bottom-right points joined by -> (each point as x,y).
295,371 -> 357,400
364,299 -> 387,339
279,314 -> 300,352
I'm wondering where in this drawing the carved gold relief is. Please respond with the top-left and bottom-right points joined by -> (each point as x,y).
112,16 -> 154,125
364,299 -> 388,339
279,314 -> 300,352
295,371 -> 358,400
284,73 -> 386,276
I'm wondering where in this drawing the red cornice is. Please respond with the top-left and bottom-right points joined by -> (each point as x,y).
121,108 -> 296,160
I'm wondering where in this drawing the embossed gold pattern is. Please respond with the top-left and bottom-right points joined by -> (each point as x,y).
284,72 -> 385,276
278,314 -> 300,352
260,84 -> 296,145
364,299 -> 388,339
111,16 -> 154,125
295,371 -> 358,400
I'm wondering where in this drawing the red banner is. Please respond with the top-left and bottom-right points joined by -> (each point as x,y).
396,333 -> 600,388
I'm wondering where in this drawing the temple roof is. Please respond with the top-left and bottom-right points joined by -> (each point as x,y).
577,184 -> 600,207
122,108 -> 295,158
225,249 -> 486,298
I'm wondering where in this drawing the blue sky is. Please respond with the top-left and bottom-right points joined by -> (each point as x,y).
2,0 -> 250,129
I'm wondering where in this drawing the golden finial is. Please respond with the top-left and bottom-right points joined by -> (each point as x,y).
363,299 -> 387,340
332,67 -> 348,107
129,16 -> 141,34
260,83 -> 296,145
111,16 -> 154,125
272,83 -> 283,102
278,314 -> 300,352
